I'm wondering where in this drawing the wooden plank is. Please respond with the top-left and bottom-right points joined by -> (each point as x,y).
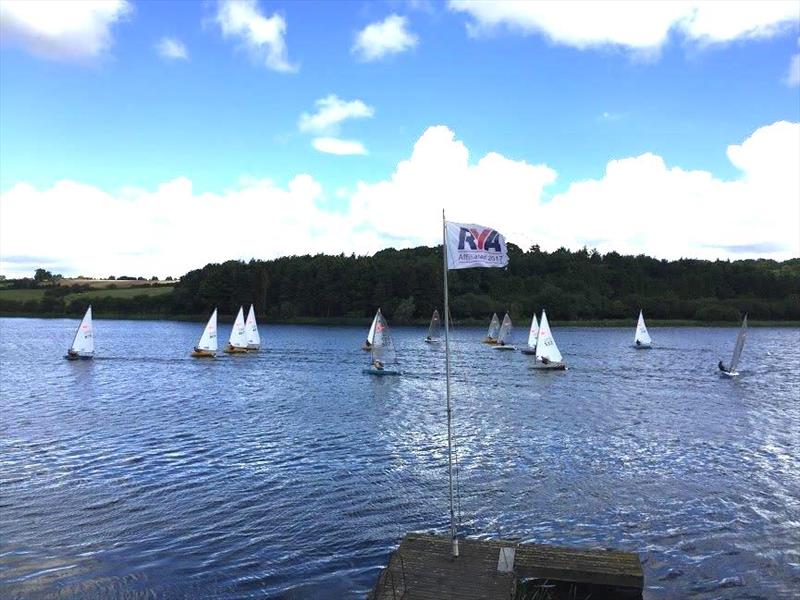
370,533 -> 643,600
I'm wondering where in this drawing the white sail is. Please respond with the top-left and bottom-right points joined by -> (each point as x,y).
197,308 -> 218,352
370,309 -> 397,365
427,309 -> 441,340
245,304 -> 260,348
228,306 -> 247,348
635,310 -> 652,346
535,310 -> 563,363
729,314 -> 748,371
527,313 -> 539,348
366,310 -> 379,345
496,313 -> 513,344
486,313 -> 501,339
70,306 -> 94,355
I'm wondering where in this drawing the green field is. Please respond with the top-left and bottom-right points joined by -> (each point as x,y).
0,289 -> 46,301
67,286 -> 174,300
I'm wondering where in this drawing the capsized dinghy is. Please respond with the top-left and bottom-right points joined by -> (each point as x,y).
363,309 -> 401,376
520,313 -> 539,355
634,310 -> 652,349
245,304 -> 260,351
425,309 -> 442,343
225,306 -> 249,354
65,305 -> 94,360
719,314 -> 747,377
493,312 -> 516,350
482,312 -> 501,344
532,310 -> 566,370
191,309 -> 218,358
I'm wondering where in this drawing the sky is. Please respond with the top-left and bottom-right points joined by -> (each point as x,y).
0,0 -> 798,278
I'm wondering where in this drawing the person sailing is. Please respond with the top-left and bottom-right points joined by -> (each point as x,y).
718,360 -> 728,373
635,340 -> 642,347
372,359 -> 384,370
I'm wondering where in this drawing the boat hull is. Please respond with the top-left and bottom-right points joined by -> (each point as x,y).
224,345 -> 249,354
493,345 -> 516,351
246,344 -> 260,351
482,337 -> 498,345
191,350 -> 216,358
362,367 -> 402,376
65,353 -> 93,361
520,347 -> 537,355
424,338 -> 441,344
720,370 -> 739,378
532,361 -> 567,371
361,344 -> 372,351
633,344 -> 652,349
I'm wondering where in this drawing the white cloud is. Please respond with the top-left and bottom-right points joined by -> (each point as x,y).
352,14 -> 418,61
448,1 -> 799,53
1,122 -> 797,278
214,0 -> 295,72
784,39 -> 800,86
0,0 -> 131,62
155,37 -> 188,61
298,95 -> 375,135
312,138 -> 369,155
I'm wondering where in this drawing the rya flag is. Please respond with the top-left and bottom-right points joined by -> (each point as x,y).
445,221 -> 509,270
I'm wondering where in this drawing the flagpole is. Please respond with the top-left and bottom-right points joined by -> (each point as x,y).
442,209 -> 458,558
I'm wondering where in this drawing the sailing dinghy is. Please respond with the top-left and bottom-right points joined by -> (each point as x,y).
482,312 -> 501,344
719,314 -> 748,377
634,310 -> 652,349
191,309 -> 218,358
425,309 -> 442,343
225,306 -> 249,354
520,313 -> 539,355
532,310 -> 566,370
363,309 -> 401,376
245,304 -> 261,351
362,310 -> 379,351
65,305 -> 94,360
493,312 -> 516,350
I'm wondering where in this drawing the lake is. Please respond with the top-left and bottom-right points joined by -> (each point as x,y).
1,317 -> 798,598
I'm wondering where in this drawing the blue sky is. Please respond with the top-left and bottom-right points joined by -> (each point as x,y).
0,1 -> 798,277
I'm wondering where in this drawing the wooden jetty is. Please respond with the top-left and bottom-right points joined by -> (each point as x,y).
369,533 -> 643,600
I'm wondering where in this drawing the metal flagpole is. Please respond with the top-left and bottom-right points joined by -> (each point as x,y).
442,209 -> 458,558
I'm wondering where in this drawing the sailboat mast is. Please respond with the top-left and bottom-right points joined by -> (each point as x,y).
442,210 -> 458,558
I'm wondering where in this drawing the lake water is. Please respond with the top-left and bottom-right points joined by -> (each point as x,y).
1,317 -> 798,599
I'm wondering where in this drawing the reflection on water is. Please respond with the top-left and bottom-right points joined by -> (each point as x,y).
1,318 -> 798,598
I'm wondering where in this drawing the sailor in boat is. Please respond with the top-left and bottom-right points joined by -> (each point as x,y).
66,348 -> 79,359
718,360 -> 729,373
541,356 -> 550,365
635,340 -> 642,347
364,340 -> 372,349
373,359 -> 384,370
425,335 -> 433,342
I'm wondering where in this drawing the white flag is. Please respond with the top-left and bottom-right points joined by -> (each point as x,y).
445,221 -> 509,270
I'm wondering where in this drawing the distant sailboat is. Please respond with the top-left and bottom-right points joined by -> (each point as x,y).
532,310 -> 566,370
245,304 -> 261,351
520,313 -> 539,355
65,305 -> 94,360
425,309 -> 442,343
634,310 -> 652,349
362,310 -> 379,351
225,306 -> 249,354
482,312 -> 501,344
363,309 -> 401,376
719,314 -> 748,377
191,308 -> 218,358
493,312 -> 516,350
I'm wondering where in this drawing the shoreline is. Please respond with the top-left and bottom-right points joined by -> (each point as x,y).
0,312 -> 797,328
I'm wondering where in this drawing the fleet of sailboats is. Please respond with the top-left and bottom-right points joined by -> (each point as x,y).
65,305 -> 94,360
719,314 -> 748,377
634,310 -> 652,349
520,313 -> 539,355
191,308 -> 218,358
225,306 -> 249,354
482,313 -> 501,344
493,312 -> 516,350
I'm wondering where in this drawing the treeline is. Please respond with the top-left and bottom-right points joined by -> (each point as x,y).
2,246 -> 799,322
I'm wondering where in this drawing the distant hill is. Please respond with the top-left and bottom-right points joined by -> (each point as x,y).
1,247 -> 798,322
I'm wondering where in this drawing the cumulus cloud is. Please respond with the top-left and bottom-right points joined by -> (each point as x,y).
214,0 -> 295,72
298,95 -> 375,135
312,138 -> 369,155
1,122 -> 797,278
448,1 -> 799,53
352,14 -> 418,61
0,0 -> 131,62
155,36 -> 188,61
